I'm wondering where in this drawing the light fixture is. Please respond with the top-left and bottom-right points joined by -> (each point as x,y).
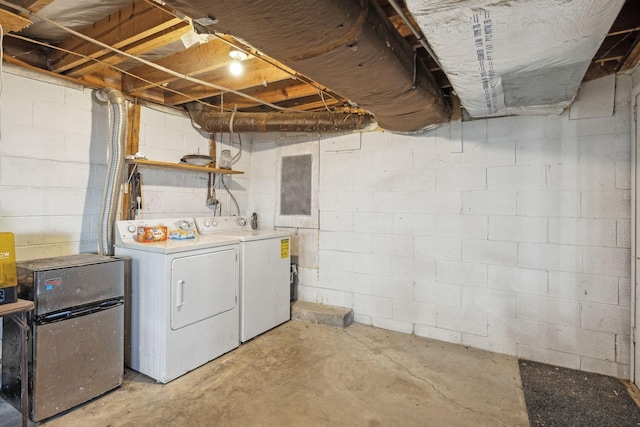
228,49 -> 249,61
229,60 -> 243,76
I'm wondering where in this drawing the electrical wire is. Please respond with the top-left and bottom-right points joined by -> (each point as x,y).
6,32 -> 237,113
221,174 -> 240,216
232,133 -> 242,164
227,105 -> 242,165
319,90 -> 331,113
0,0 -> 312,113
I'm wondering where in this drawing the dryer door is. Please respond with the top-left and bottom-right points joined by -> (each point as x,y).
170,249 -> 237,330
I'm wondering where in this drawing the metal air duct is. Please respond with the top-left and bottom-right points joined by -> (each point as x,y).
167,0 -> 451,132
187,105 -> 377,133
95,87 -> 126,256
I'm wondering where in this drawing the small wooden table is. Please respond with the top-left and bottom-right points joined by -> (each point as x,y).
0,299 -> 34,427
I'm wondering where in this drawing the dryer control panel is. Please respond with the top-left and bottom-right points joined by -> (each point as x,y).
195,216 -> 250,234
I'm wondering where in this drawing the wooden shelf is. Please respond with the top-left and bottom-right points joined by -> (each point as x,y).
126,159 -> 244,174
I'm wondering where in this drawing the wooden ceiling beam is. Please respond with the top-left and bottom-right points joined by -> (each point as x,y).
249,97 -> 343,112
65,22 -> 191,78
240,97 -> 343,113
608,27 -> 640,37
206,81 -> 327,110
0,8 -> 31,33
388,15 -> 412,38
3,52 -> 121,90
4,0 -> 53,13
122,39 -> 232,93
50,0 -> 187,73
619,36 -> 640,73
164,59 -> 292,105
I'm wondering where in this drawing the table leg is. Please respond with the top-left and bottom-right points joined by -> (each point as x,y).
11,313 -> 30,427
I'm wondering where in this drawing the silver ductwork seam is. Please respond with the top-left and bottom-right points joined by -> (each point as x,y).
95,87 -> 127,256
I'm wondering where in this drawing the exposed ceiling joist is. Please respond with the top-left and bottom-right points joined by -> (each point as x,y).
0,0 -> 637,132
206,81 -> 330,110
123,40 -> 230,93
49,0 -> 188,73
7,0 -> 52,12
0,7 -> 30,32
164,59 -> 293,106
620,37 -> 640,73
65,22 -> 191,77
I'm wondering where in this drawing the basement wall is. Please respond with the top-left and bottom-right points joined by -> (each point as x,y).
0,66 -> 634,379
0,68 -> 250,362
0,66 -> 249,260
251,75 -> 633,378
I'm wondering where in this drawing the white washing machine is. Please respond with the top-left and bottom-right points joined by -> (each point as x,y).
195,216 -> 291,342
114,218 -> 240,383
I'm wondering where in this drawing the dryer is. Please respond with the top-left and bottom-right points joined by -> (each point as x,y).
196,216 -> 291,342
114,218 -> 240,383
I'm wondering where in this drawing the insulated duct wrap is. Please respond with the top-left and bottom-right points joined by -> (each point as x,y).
96,88 -> 126,256
167,0 -> 450,132
404,0 -> 625,118
187,107 -> 377,133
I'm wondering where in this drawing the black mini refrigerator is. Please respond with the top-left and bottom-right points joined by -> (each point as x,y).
1,254 -> 124,422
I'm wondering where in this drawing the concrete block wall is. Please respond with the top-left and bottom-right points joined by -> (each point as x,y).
251,75 -> 633,378
0,68 -> 249,259
0,69 -> 107,259
136,108 -> 250,219
0,69 -> 250,363
0,65 -> 634,379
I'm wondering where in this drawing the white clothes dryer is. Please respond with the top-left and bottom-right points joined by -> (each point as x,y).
195,216 -> 291,342
114,218 -> 240,383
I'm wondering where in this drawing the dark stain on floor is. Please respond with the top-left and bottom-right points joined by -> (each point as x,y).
519,360 -> 640,426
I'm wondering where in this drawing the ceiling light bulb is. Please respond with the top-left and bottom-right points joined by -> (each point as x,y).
229,49 -> 248,61
229,60 -> 243,76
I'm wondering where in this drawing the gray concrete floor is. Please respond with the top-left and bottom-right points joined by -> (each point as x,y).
1,321 -> 529,426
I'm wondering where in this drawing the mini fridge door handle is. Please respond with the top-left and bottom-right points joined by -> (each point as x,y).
176,280 -> 185,308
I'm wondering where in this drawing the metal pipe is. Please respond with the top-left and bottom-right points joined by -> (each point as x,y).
387,0 -> 443,70
168,0 -> 450,132
95,88 -> 127,256
188,108 -> 377,133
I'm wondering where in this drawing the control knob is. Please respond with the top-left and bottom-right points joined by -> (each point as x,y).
127,225 -> 137,233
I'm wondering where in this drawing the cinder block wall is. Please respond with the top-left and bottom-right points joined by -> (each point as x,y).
0,64 -> 634,378
0,68 -> 250,360
0,71 -> 106,259
0,67 -> 249,259
251,75 -> 633,378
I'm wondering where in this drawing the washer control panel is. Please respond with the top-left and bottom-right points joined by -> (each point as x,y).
195,216 -> 250,234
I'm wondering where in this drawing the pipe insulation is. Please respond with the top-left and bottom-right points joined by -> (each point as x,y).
166,0 -> 451,132
95,87 -> 127,256
188,106 -> 377,133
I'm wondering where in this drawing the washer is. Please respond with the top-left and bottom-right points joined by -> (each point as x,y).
114,218 -> 240,383
195,216 -> 291,342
